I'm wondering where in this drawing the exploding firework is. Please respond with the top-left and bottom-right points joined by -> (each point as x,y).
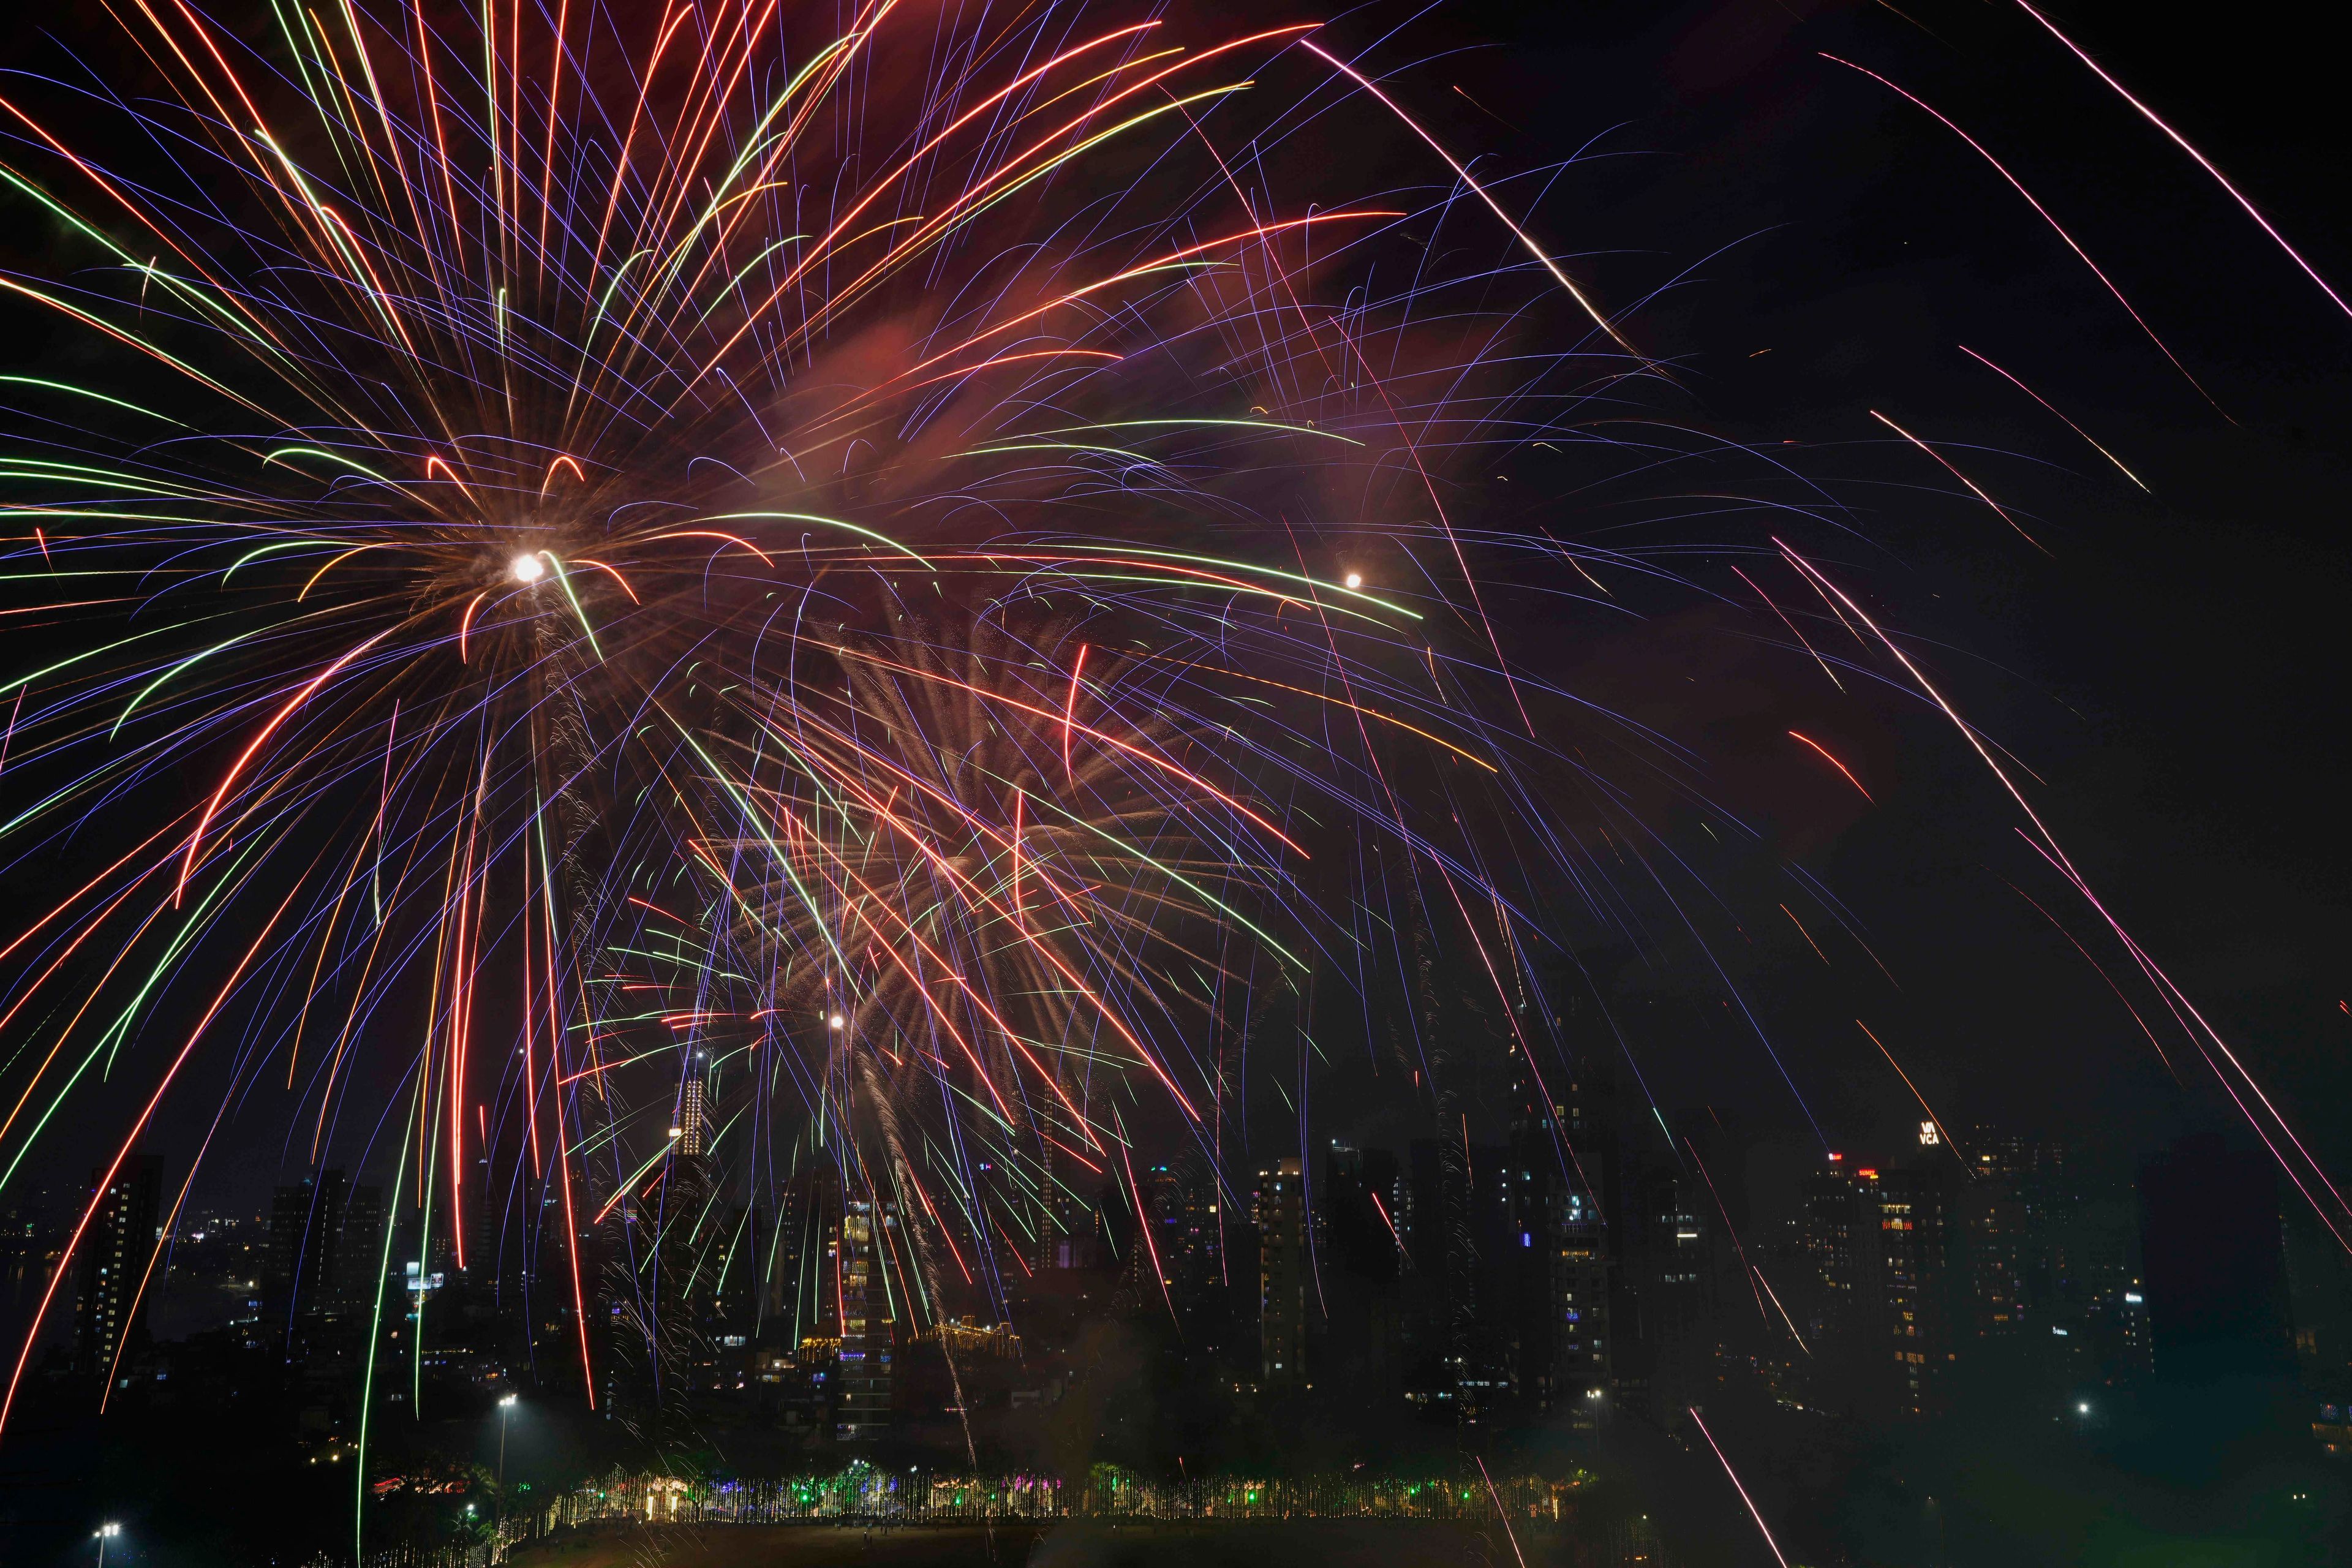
0,0 -> 1693,1476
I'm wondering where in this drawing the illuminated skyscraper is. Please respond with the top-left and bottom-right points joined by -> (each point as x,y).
73,1158 -> 160,1383
835,1196 -> 897,1441
1875,1166 -> 1952,1417
1801,1157 -> 1953,1418
678,1058 -> 708,1156
1258,1156 -> 1306,1385
1524,1061 -> 1618,1436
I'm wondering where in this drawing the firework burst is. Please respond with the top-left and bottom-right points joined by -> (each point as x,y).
0,0 -> 1684,1491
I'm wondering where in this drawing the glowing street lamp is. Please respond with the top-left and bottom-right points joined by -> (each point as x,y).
93,1523 -> 121,1568
498,1393 -> 520,1506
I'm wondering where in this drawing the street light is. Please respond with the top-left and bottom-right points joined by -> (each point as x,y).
497,1394 -> 520,1521
93,1523 -> 121,1568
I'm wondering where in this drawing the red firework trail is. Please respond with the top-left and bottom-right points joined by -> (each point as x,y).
1787,730 -> 1873,802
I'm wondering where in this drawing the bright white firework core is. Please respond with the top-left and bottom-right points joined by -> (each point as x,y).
511,552 -> 545,583
1344,572 -> 1363,589
828,1014 -> 845,1030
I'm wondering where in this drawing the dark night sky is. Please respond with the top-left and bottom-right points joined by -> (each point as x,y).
1,0 -> 2346,1229
1302,0 -> 2352,1198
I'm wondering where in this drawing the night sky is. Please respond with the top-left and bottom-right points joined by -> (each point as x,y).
1314,0 -> 2352,1189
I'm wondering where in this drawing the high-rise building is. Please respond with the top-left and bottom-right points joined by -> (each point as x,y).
1028,1135 -> 1062,1276
1950,1129 -> 2156,1395
2113,1276 -> 2154,1382
1257,1156 -> 1306,1385
336,1183 -> 386,1315
1500,1060 -> 1615,1436
771,1166 -> 843,1351
1556,1062 -> 1619,1436
677,1061 -> 708,1157
1019,1133 -> 1107,1273
1875,1166 -> 1952,1417
1958,1148 -> 2031,1346
1400,1137 -> 1469,1409
1394,1125 -> 1506,1421
265,1168 -> 355,1330
1149,1159 -> 1223,1283
1800,1156 -> 1867,1352
834,1196 -> 897,1441
1799,1156 -> 1953,1418
1386,1055 -> 1625,1431
1679,1108 -> 1751,1234
266,1171 -> 327,1325
1094,1156 -> 1231,1345
707,1202 -> 761,1336
2029,1144 -> 2149,1387
72,1158 -> 160,1383
1460,1138 -> 1518,1422
1318,1143 -> 1401,1404
1558,1186 -> 1613,1417
1618,1161 -> 1720,1426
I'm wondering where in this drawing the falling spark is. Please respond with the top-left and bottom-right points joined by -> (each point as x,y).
1870,410 -> 2045,551
2013,0 -> 2352,325
1787,731 -> 1874,803
1958,345 -> 2150,492
1691,1406 -> 1793,1568
1855,1019 -> 1972,1175
1823,53 -> 2225,416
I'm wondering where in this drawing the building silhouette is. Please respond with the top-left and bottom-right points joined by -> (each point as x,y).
772,1166 -> 843,1350
263,1168 -> 383,1328
1617,1159 -> 1721,1428
1317,1144 -> 1401,1406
